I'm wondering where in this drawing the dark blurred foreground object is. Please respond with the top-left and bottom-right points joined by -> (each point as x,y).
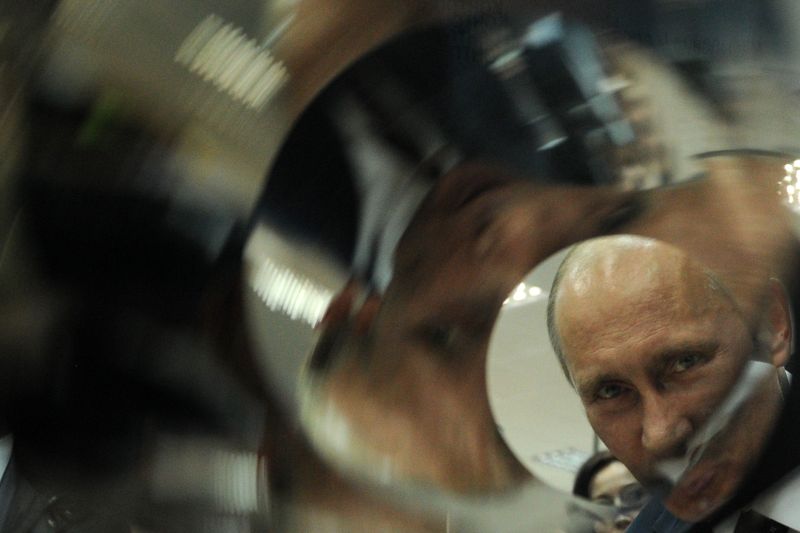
0,70 -> 269,529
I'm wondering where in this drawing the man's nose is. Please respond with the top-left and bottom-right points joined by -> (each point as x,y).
640,395 -> 693,457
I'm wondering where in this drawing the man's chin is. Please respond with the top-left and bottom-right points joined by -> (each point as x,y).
662,462 -> 736,523
664,489 -> 719,523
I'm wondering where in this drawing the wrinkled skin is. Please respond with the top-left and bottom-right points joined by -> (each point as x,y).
553,237 -> 790,522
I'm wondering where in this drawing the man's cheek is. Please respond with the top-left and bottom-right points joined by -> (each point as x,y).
587,412 -> 619,450
589,413 -> 644,472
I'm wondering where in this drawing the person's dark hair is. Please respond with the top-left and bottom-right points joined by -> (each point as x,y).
572,450 -> 618,499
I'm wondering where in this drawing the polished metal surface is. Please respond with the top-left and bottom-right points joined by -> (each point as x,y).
1,1 -> 799,531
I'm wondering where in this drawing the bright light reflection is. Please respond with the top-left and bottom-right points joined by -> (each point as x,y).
503,282 -> 547,306
175,14 -> 288,110
250,258 -> 333,326
778,159 -> 800,209
150,438 -> 262,515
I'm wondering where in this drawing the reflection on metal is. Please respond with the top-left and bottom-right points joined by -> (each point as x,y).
2,0 -> 799,530
250,257 -> 333,327
779,159 -> 800,208
483,26 -> 569,153
150,437 -> 266,515
298,371 -> 397,484
175,14 -> 288,111
244,222 -> 345,418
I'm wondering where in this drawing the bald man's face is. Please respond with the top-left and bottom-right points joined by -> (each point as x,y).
554,241 -> 785,522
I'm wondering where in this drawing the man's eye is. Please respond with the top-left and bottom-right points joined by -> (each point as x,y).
673,354 -> 701,373
593,496 -> 614,506
425,325 -> 460,351
596,383 -> 625,400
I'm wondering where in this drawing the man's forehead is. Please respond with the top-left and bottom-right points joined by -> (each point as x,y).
563,307 -> 733,394
554,238 -> 735,332
560,238 -> 685,297
555,275 -> 680,355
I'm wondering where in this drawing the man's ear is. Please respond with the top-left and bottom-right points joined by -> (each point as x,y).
764,278 -> 793,368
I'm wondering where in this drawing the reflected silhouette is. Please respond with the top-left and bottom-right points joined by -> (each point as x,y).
297,163 -> 650,492
262,11 -> 800,530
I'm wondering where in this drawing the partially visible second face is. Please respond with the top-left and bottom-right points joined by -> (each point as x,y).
589,461 -> 646,533
554,237 -> 786,522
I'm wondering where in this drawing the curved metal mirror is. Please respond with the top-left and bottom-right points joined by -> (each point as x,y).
246,3 -> 800,531
1,0 -> 799,532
